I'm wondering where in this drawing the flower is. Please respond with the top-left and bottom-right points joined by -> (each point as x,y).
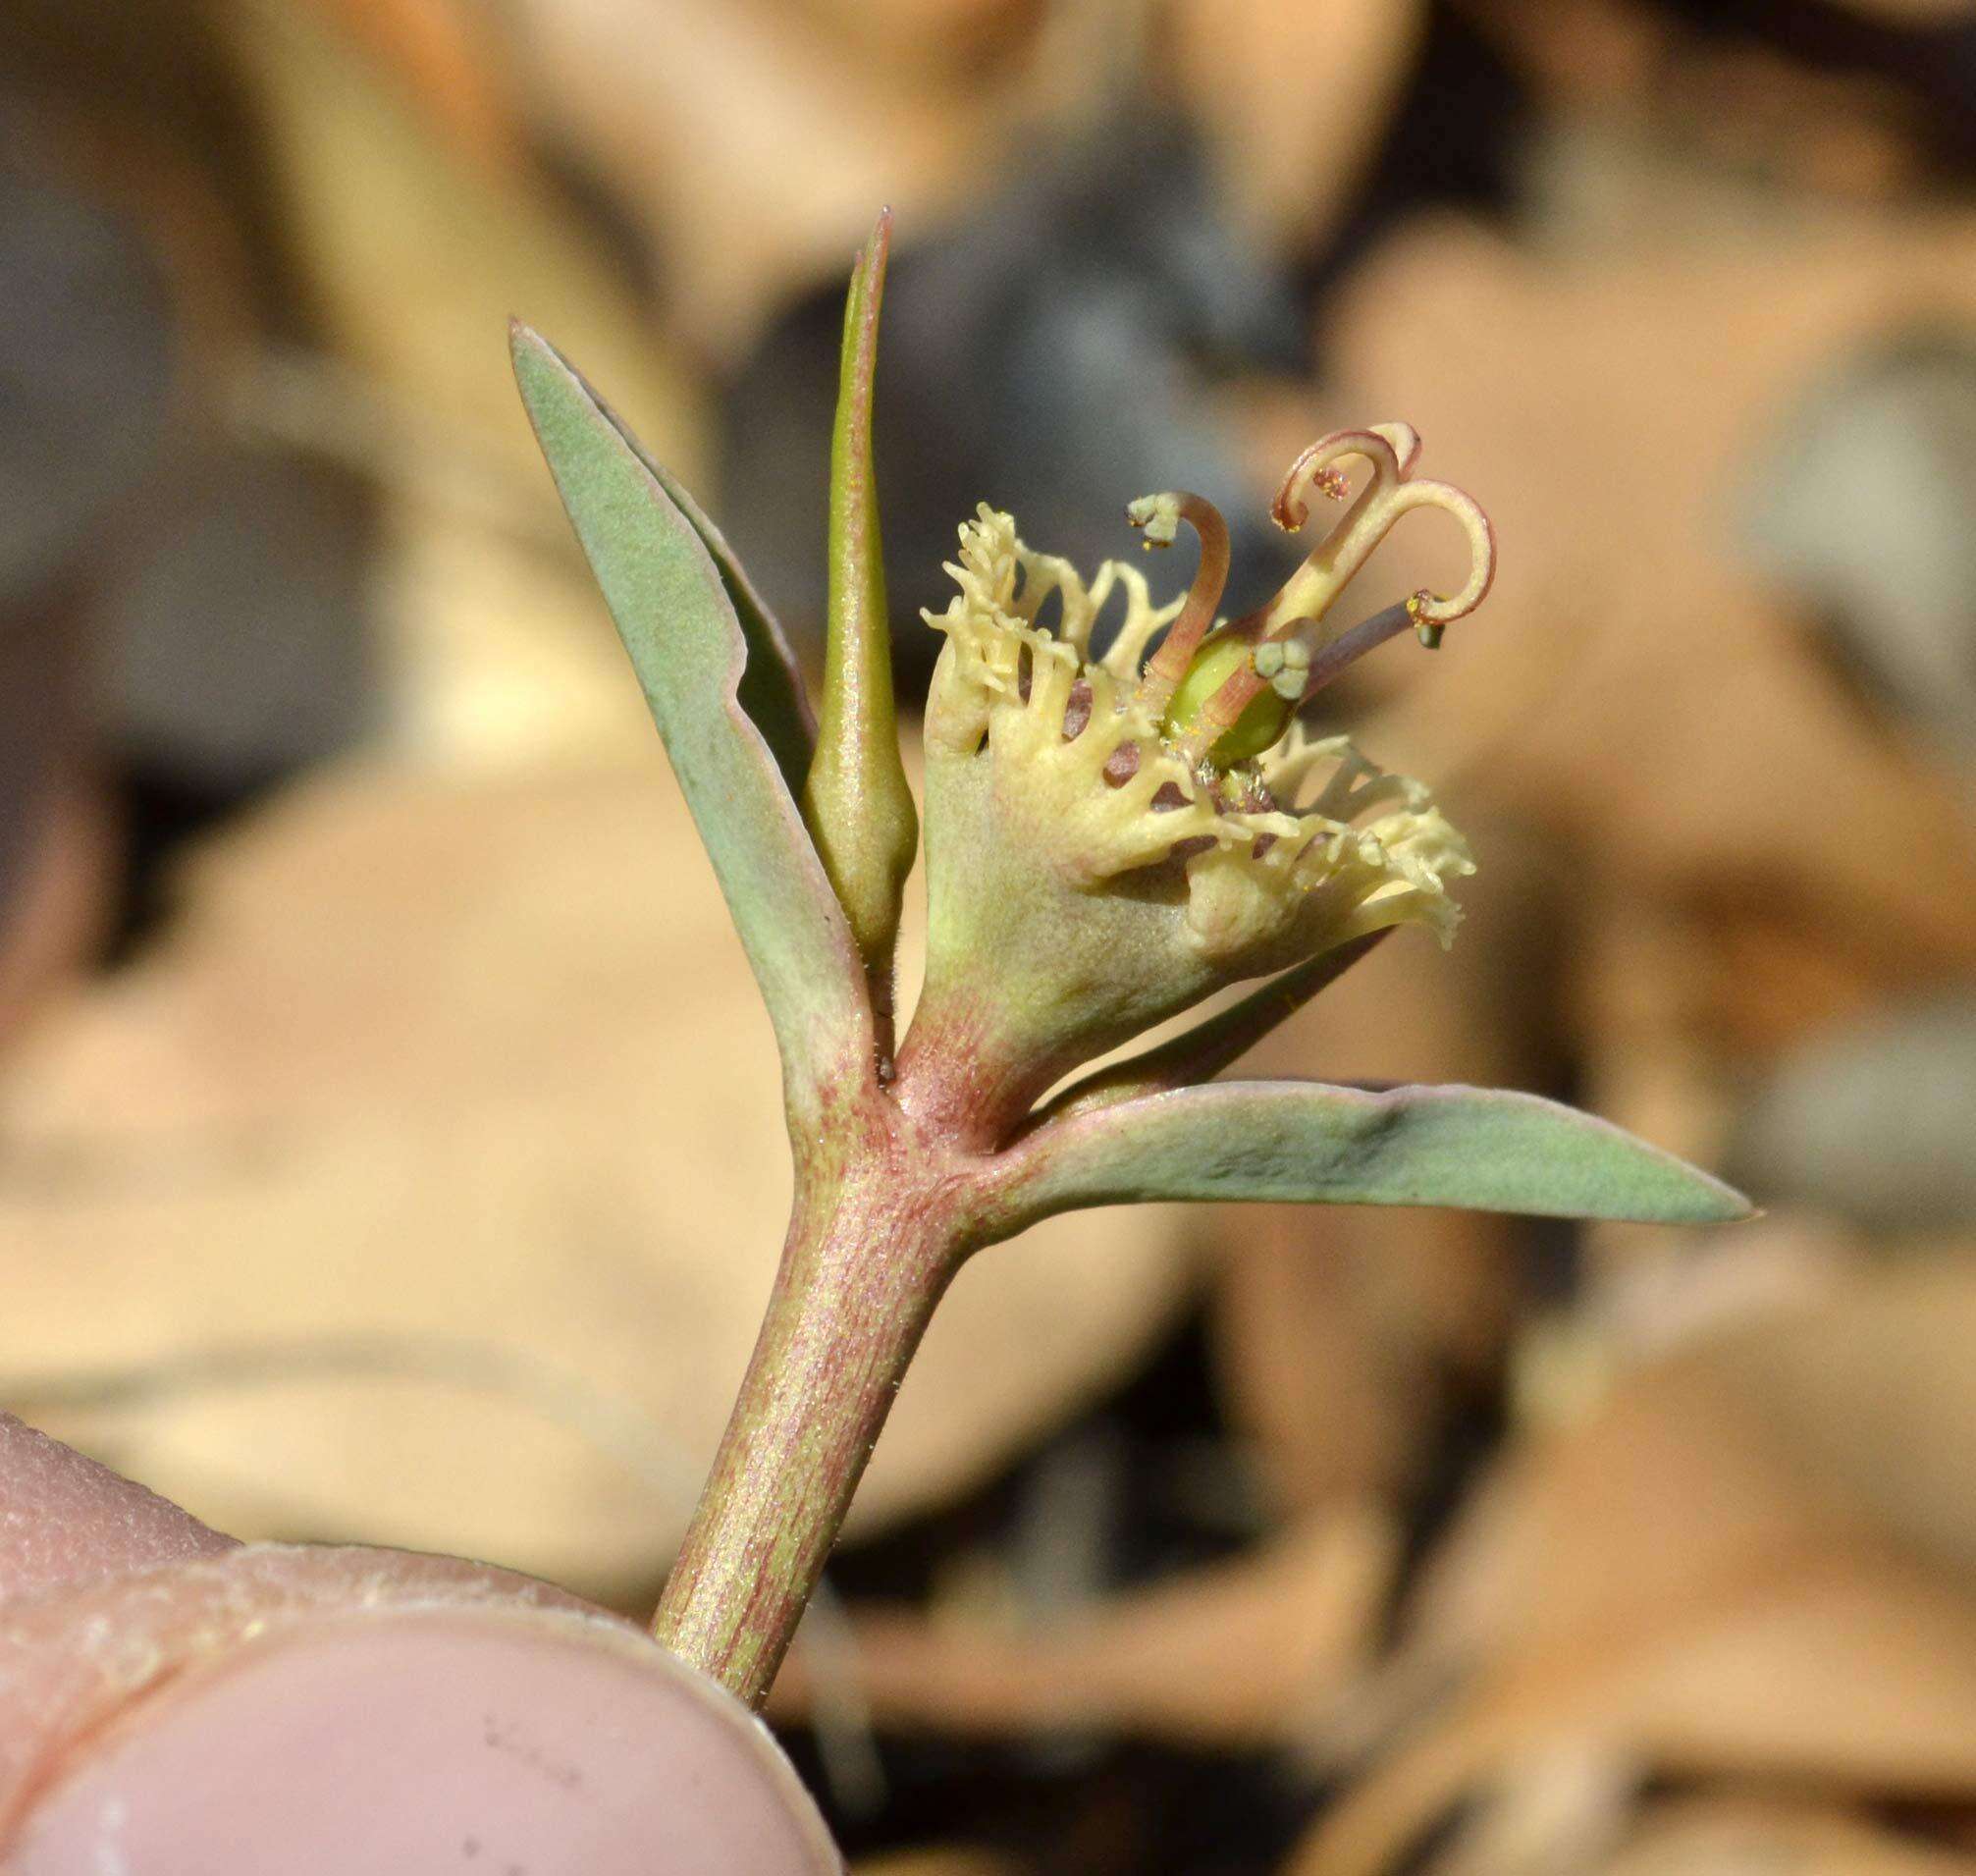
909,430 -> 1494,1113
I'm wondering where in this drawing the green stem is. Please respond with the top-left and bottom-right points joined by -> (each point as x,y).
652,1154 -> 965,1708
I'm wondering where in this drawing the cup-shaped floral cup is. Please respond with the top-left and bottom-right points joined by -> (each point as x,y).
903,504 -> 1475,1134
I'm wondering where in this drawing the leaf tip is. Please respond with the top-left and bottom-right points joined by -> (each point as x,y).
1615,1151 -> 1761,1227
1710,1184 -> 1764,1225
507,316 -> 545,363
507,321 -> 574,419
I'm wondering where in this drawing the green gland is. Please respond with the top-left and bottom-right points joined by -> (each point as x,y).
1160,630 -> 1292,767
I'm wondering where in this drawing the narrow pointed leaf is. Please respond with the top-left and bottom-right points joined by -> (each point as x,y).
803,208 -> 918,996
512,324 -> 869,1089
517,333 -> 814,791
622,431 -> 816,794
1041,932 -> 1389,1121
988,1080 -> 1754,1238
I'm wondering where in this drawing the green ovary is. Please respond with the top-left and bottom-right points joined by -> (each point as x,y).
1161,631 -> 1291,767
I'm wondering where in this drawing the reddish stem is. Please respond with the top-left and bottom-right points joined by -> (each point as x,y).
654,1146 -> 968,1706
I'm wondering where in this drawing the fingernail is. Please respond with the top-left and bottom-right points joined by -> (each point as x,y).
12,1610 -> 839,1874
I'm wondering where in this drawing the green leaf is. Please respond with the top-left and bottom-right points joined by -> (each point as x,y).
611,407 -> 816,796
803,208 -> 918,1006
511,323 -> 870,1093
986,1080 -> 1754,1238
1039,933 -> 1388,1121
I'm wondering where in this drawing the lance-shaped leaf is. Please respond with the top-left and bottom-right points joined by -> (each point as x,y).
619,427 -> 816,795
803,209 -> 918,1007
512,324 -> 870,1091
984,1080 -> 1753,1239
508,334 -> 814,792
1040,933 -> 1389,1121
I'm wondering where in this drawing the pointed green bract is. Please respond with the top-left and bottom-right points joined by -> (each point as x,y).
987,1080 -> 1754,1237
511,323 -> 870,1095
803,209 -> 918,1006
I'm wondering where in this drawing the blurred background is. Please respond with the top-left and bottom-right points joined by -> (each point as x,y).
5,0 -> 1976,1869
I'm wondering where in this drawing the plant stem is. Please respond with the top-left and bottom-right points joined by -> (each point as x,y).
652,1152 -> 965,1709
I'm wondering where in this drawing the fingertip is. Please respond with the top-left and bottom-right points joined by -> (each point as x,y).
12,1605 -> 838,1874
0,1414 -> 236,1602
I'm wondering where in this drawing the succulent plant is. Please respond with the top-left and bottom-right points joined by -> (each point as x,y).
511,210 -> 1749,1710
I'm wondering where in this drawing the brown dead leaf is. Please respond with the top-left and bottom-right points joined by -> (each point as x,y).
1604,1798 -> 1976,1876
772,1505 -> 1397,1749
1292,1260 -> 1976,1876
1459,0 -> 1931,202
504,0 -> 1040,358
211,0 -> 705,496
1321,211 -> 1976,1025
1172,0 -> 1423,253
302,0 -> 518,171
1415,1779 -> 1976,1876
